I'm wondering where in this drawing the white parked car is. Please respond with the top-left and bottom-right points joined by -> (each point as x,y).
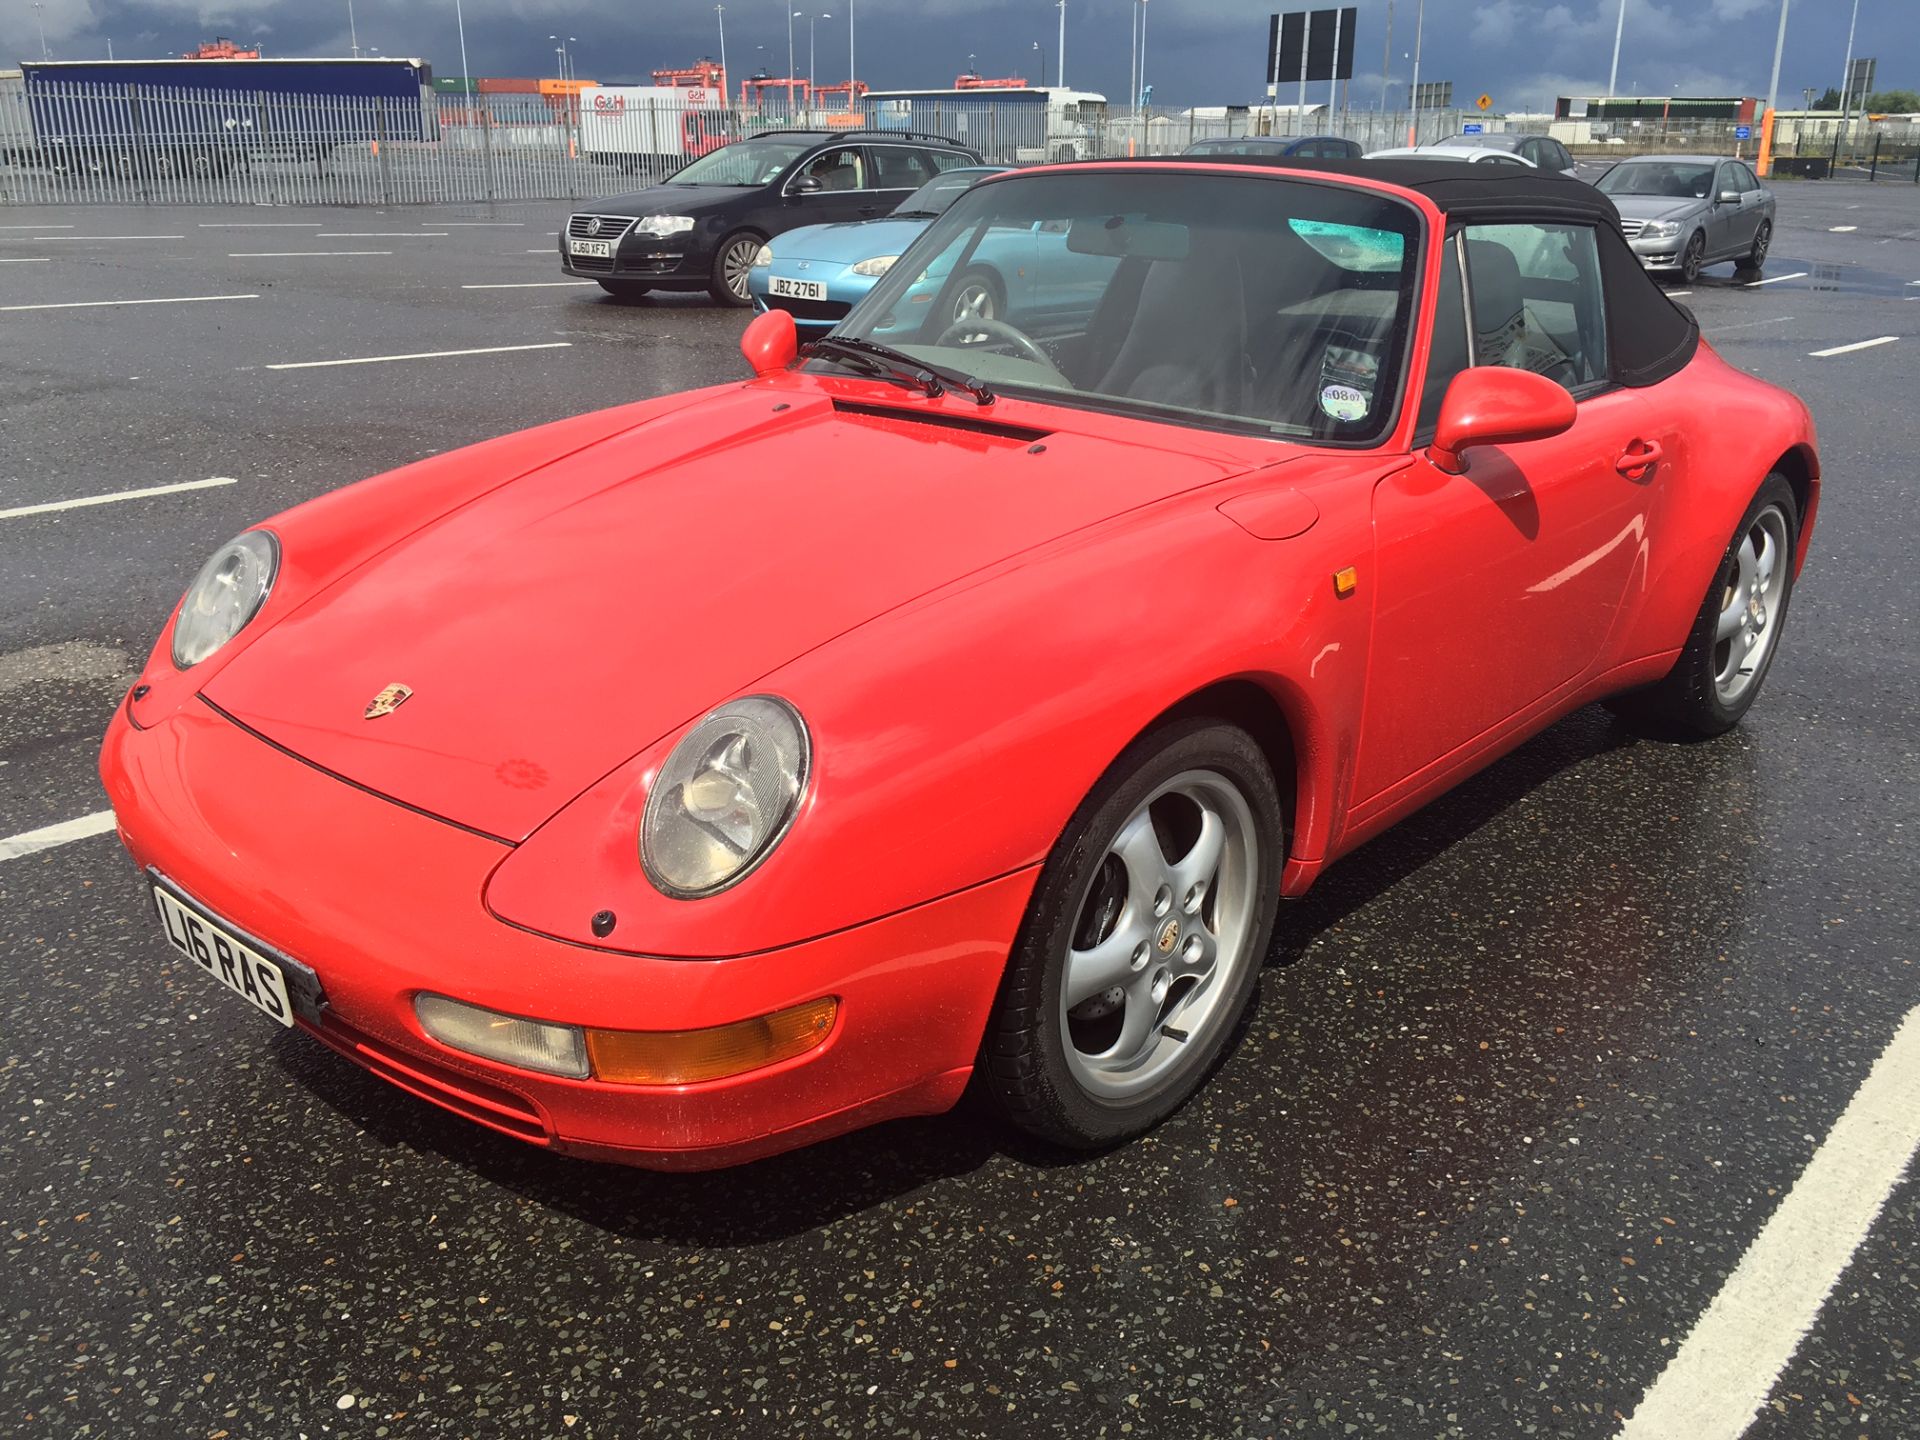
1364,144 -> 1538,167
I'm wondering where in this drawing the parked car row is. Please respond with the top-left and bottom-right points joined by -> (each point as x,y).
560,129 -> 1778,316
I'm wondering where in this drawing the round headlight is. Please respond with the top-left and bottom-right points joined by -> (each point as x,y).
641,696 -> 810,898
171,530 -> 279,669
849,254 -> 898,278
750,243 -> 774,269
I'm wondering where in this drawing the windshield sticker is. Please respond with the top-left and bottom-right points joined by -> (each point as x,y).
1319,384 -> 1370,423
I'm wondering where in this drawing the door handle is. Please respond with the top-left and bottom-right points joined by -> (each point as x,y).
1615,439 -> 1664,476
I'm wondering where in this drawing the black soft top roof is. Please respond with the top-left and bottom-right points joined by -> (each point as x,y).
1121,153 -> 1697,388
1133,153 -> 1619,225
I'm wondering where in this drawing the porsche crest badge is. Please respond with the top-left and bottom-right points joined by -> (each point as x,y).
364,683 -> 413,719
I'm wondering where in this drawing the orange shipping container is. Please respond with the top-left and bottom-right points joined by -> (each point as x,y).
477,76 -> 543,95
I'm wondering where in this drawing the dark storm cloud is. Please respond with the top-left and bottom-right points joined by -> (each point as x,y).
9,0 -> 1916,109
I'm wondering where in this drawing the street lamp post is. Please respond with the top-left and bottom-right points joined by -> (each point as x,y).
809,12 -> 830,100
346,0 -> 360,59
1406,0 -> 1426,145
1761,0 -> 1789,176
1056,0 -> 1066,90
1607,0 -> 1626,98
788,9 -> 800,117
716,5 -> 728,101
1033,41 -> 1046,88
455,0 -> 471,89
32,2 -> 48,60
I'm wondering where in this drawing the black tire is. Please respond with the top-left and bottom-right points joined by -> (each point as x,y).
1679,230 -> 1706,285
708,231 -> 762,307
1606,473 -> 1800,739
981,718 -> 1283,1150
1746,219 -> 1772,271
596,280 -> 652,302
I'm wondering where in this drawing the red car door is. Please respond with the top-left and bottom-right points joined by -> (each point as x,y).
1352,223 -> 1663,805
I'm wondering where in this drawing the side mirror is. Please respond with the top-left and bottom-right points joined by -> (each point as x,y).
740,308 -> 798,377
1716,188 -> 1741,205
789,174 -> 823,195
1428,367 -> 1577,474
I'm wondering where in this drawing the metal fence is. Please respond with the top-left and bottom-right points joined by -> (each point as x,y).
6,77 -> 1918,208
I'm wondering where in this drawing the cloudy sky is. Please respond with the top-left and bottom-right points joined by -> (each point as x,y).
5,0 -> 1913,110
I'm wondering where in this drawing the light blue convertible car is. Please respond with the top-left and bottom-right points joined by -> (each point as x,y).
748,166 -> 1105,337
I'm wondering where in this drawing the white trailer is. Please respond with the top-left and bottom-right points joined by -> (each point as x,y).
577,85 -> 736,177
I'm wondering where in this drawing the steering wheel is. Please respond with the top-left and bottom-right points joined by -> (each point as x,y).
935,316 -> 1056,371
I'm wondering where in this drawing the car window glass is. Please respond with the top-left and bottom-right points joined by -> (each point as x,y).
1594,161 -> 1714,198
870,146 -> 931,188
802,147 -> 866,191
1732,161 -> 1759,191
666,136 -> 813,185
926,148 -> 973,172
1484,154 -> 1526,166
1417,234 -> 1471,435
831,171 -> 1424,444
1462,222 -> 1607,390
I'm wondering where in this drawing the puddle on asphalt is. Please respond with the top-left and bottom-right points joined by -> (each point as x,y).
1681,257 -> 1917,298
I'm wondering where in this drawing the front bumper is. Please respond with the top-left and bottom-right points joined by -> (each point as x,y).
101,699 -> 1032,1169
558,231 -> 714,290
1628,231 -> 1689,271
748,262 -> 875,331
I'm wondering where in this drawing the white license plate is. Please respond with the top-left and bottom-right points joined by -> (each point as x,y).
153,884 -> 295,1028
568,238 -> 613,258
770,276 -> 827,301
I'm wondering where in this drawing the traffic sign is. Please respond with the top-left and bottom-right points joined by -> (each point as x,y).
1477,93 -> 1492,111
1734,124 -> 1752,140
1462,123 -> 1485,134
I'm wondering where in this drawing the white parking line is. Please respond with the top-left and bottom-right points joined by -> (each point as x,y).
443,222 -> 526,227
198,222 -> 323,228
1618,1005 -> 1920,1440
1709,315 -> 1795,335
0,811 -> 119,863
461,280 -> 597,289
32,234 -> 186,241
0,223 -> 72,229
229,251 -> 394,258
0,293 -> 258,313
1809,335 -> 1898,358
263,341 -> 572,371
315,231 -> 448,238
1667,290 -> 1693,297
1743,271 -> 1808,287
1829,225 -> 1858,233
0,476 -> 238,522
0,257 -> 51,264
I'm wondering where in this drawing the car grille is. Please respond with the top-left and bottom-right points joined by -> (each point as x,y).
1618,218 -> 1647,239
567,213 -> 636,241
567,252 -> 615,273
313,1014 -> 551,1144
767,296 -> 853,322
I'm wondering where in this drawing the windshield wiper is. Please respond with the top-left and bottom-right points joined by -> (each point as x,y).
812,336 -> 995,406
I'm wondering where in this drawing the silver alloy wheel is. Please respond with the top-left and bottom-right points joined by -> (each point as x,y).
1750,221 -> 1771,266
1058,769 -> 1261,1103
1682,231 -> 1705,283
951,279 -> 996,324
721,238 -> 758,301
1714,504 -> 1790,704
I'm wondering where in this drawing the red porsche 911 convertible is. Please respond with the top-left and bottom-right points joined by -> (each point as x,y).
101,158 -> 1818,1169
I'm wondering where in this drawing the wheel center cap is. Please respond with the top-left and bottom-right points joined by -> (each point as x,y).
1156,918 -> 1181,955
1749,599 -> 1766,629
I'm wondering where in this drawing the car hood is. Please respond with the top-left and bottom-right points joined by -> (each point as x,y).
203,385 -> 1265,840
772,216 -> 931,264
1607,194 -> 1704,221
590,183 -> 758,217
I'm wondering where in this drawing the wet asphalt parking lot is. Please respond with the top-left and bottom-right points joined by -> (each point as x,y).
1,178 -> 1917,1439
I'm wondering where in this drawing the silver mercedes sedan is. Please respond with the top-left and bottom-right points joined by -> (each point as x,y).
1593,154 -> 1776,283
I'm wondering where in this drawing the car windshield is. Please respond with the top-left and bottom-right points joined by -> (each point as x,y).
1450,133 -> 1519,150
1596,162 -> 1716,199
827,171 -> 1421,443
892,169 -> 999,219
667,137 -> 814,186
